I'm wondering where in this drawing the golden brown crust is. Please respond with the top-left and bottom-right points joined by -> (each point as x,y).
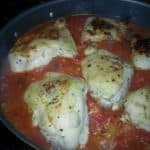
131,34 -> 150,57
82,16 -> 127,42
15,19 -> 65,46
90,17 -> 115,30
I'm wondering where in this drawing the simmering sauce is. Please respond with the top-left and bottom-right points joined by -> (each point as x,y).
0,15 -> 150,150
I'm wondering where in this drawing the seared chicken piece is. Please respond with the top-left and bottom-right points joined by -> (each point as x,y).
121,86 -> 150,132
81,47 -> 133,110
131,35 -> 150,69
24,72 -> 89,150
8,19 -> 77,72
82,16 -> 126,42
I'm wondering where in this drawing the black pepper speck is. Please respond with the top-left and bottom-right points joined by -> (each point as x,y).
88,64 -> 91,67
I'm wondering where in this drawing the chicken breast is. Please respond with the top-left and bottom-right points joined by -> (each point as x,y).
121,86 -> 150,132
131,35 -> 150,69
82,16 -> 126,42
24,72 -> 89,150
81,47 -> 133,110
8,19 -> 77,72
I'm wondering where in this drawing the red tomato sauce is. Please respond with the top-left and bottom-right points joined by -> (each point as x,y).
97,40 -> 131,62
0,15 -> 150,150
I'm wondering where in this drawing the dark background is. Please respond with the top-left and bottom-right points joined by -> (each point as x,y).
0,0 -> 149,150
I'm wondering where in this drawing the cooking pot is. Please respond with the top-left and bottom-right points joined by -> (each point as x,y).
0,0 -> 149,149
